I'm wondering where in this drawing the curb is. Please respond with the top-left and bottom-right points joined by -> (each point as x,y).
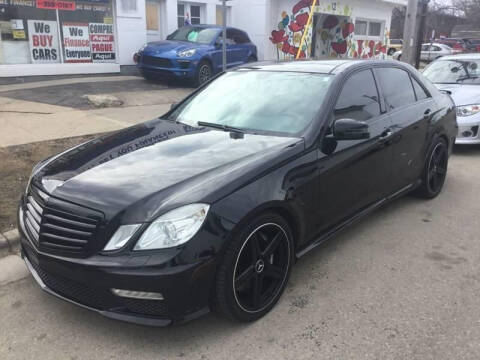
0,229 -> 20,252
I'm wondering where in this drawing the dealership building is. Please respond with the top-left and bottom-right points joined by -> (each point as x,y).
0,0 -> 406,78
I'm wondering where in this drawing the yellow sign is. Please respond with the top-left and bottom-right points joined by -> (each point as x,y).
12,30 -> 26,39
103,17 -> 113,24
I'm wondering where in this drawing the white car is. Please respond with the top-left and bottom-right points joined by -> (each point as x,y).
393,43 -> 453,62
423,53 -> 480,144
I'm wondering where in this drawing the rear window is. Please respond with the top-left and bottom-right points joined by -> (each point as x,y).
376,68 -> 416,110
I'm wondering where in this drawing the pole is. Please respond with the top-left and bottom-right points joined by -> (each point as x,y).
222,0 -> 227,71
296,0 -> 317,60
414,1 -> 429,69
402,0 -> 419,65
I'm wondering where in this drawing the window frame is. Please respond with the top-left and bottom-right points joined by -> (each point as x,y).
332,68 -> 383,124
410,75 -> 431,102
373,66 -> 424,112
354,18 -> 385,41
177,2 -> 204,28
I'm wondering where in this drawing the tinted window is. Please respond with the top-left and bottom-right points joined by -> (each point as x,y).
412,77 -> 429,100
431,45 -> 441,51
377,68 -> 416,110
421,44 -> 430,51
334,69 -> 381,122
227,29 -> 248,44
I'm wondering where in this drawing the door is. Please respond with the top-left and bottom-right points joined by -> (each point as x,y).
211,29 -> 239,73
146,1 -> 163,43
420,44 -> 430,61
315,69 -> 394,234
429,45 -> 442,61
375,67 -> 434,192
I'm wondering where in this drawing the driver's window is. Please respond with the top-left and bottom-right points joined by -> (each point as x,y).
333,69 -> 381,122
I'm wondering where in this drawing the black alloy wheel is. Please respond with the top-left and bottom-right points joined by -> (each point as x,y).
415,137 -> 448,198
215,213 -> 293,322
196,61 -> 212,87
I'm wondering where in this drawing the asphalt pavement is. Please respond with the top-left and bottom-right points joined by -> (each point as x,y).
1,145 -> 479,360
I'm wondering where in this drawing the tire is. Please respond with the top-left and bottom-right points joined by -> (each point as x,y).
194,60 -> 213,87
214,212 -> 294,322
414,137 -> 449,199
388,48 -> 396,56
247,56 -> 257,63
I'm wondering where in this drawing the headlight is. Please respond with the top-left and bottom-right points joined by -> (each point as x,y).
103,224 -> 142,251
138,43 -> 148,53
134,204 -> 209,251
456,104 -> 480,117
177,49 -> 196,58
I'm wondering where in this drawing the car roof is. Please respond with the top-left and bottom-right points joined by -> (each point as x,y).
437,53 -> 480,61
236,59 -> 411,75
423,42 -> 449,47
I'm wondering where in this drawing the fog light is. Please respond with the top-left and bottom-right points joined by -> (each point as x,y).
111,289 -> 164,300
462,130 -> 473,137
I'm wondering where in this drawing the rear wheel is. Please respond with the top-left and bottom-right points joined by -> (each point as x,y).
214,213 -> 294,322
414,137 -> 449,199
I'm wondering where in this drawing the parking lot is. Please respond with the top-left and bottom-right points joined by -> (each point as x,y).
1,145 -> 479,360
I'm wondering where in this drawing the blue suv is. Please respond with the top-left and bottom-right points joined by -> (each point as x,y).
134,25 -> 257,86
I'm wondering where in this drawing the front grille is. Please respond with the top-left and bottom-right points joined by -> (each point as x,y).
121,298 -> 169,317
27,254 -> 117,310
24,186 -> 102,256
141,55 -> 173,68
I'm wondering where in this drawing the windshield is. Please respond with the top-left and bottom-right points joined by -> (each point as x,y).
423,59 -> 480,84
167,27 -> 218,44
167,70 -> 334,136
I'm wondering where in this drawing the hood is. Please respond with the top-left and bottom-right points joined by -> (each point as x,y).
34,120 -> 303,222
435,83 -> 480,106
143,40 -> 208,55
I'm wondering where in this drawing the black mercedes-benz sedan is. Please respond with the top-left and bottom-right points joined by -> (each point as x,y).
19,60 -> 457,326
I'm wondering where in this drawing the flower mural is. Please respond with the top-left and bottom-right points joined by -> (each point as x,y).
270,1 -> 389,61
269,0 -> 316,59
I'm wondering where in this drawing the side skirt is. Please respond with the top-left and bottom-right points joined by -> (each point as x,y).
295,182 -> 418,259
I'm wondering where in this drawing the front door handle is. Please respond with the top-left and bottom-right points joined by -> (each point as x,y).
379,129 -> 393,140
424,109 -> 432,120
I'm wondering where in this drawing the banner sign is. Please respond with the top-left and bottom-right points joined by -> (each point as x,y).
27,20 -> 60,63
62,22 -> 91,63
36,0 -> 75,10
89,23 -> 115,62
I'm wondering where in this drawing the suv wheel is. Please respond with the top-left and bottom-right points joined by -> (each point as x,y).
415,137 -> 449,199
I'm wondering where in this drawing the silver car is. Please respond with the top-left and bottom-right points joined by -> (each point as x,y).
423,53 -> 480,144
393,43 -> 453,62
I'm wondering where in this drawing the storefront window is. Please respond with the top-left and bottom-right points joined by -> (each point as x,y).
0,0 -> 116,65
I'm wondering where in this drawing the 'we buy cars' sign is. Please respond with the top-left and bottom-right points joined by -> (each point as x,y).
27,20 -> 60,63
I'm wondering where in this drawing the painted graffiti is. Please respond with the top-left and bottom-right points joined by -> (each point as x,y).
270,0 -> 315,59
270,0 -> 389,60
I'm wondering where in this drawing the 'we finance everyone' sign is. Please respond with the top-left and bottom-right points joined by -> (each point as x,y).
62,22 -> 92,63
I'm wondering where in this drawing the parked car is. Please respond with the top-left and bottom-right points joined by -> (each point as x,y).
436,38 -> 474,53
393,43 -> 453,62
466,38 -> 480,52
133,25 -> 257,86
19,60 -> 457,326
388,39 -> 403,56
423,53 -> 480,144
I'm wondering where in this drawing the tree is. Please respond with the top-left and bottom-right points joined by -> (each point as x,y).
452,0 -> 480,22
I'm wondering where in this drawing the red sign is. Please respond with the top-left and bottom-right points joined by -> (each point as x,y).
36,0 -> 75,10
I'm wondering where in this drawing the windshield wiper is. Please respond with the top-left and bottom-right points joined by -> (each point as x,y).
197,121 -> 246,134
457,76 -> 479,82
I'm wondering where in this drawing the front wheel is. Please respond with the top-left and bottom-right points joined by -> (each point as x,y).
194,60 -> 212,87
414,137 -> 449,199
214,213 -> 294,322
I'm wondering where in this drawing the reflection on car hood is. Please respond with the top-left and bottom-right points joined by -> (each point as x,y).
34,120 -> 303,221
435,83 -> 480,106
144,40 -> 206,54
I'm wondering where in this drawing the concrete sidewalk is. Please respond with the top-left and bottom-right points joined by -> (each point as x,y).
0,76 -> 192,147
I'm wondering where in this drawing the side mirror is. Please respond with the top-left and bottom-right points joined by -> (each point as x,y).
215,38 -> 223,48
333,118 -> 370,140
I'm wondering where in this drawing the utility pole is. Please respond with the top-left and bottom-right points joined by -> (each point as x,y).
402,0 -> 419,65
221,0 -> 230,71
414,0 -> 430,69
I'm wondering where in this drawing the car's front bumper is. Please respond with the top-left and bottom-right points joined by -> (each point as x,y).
136,53 -> 198,79
19,215 -> 217,326
455,115 -> 480,144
